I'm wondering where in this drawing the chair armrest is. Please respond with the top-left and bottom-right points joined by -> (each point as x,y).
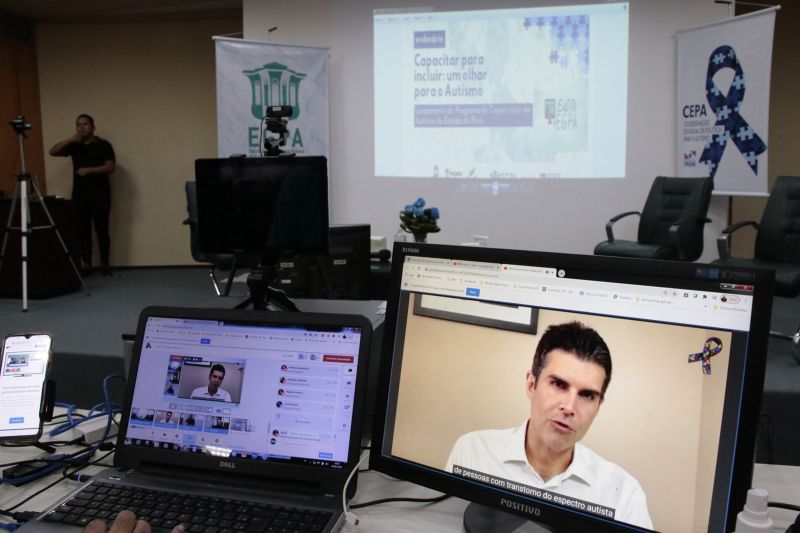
605,211 -> 640,242
716,220 -> 759,261
668,215 -> 712,260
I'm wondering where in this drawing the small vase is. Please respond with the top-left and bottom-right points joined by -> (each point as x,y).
412,232 -> 427,244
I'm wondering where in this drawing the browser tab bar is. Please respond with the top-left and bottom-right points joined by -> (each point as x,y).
400,256 -> 753,330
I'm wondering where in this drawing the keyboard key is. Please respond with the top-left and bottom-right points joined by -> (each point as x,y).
44,512 -> 66,522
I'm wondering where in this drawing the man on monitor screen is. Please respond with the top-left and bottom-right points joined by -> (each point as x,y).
191,364 -> 232,402
446,321 -> 652,529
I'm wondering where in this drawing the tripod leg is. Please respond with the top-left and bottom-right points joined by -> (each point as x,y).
20,178 -> 29,311
0,180 -> 21,276
28,180 -> 90,295
223,255 -> 238,297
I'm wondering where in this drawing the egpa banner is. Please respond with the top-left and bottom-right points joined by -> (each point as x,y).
675,8 -> 776,196
215,37 -> 329,158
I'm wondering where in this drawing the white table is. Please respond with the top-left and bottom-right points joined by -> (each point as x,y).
2,440 -> 797,532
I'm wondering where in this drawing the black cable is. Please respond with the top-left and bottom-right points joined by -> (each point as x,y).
45,412 -> 86,425
350,493 -> 450,510
768,501 -> 800,512
0,441 -> 92,470
259,116 -> 267,157
61,448 -> 115,481
0,436 -> 84,449
0,449 -> 115,515
0,472 -> 69,516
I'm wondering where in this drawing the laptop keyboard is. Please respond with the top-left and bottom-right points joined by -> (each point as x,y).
42,481 -> 334,532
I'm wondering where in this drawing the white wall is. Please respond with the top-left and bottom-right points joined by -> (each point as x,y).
243,0 -> 729,260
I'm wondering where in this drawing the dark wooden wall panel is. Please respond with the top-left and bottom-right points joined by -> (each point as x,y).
0,34 -> 46,199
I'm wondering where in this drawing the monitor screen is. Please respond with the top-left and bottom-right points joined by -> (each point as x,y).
370,243 -> 774,532
194,156 -> 329,256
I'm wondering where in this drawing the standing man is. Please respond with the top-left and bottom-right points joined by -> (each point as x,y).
49,114 -> 115,276
446,321 -> 652,529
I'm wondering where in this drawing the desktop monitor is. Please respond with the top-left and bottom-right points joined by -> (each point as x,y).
273,224 -> 372,300
318,224 -> 371,300
194,156 -> 329,257
370,243 -> 774,533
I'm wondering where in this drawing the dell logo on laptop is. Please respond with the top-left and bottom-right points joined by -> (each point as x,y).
219,461 -> 236,470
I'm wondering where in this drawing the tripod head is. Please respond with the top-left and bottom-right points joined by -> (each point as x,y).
9,115 -> 32,136
263,106 -> 292,157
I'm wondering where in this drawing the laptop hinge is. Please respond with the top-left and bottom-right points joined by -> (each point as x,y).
135,462 -> 322,497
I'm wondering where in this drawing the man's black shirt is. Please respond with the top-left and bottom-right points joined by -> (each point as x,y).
62,137 -> 116,196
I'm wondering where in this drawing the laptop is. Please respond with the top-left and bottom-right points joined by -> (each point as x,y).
22,306 -> 372,532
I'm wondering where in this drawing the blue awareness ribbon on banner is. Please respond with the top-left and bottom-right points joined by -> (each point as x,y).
698,45 -> 766,177
688,337 -> 723,375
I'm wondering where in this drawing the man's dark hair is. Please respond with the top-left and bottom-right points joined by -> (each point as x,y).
210,364 -> 226,377
531,321 -> 612,398
76,114 -> 94,125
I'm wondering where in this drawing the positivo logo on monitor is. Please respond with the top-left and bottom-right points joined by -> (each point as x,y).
500,498 -> 542,517
721,270 -> 756,282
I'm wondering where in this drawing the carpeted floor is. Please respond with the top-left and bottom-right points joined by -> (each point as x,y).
0,267 -> 244,355
0,267 -> 245,409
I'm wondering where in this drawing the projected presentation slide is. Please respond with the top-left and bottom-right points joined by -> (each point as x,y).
374,3 -> 628,179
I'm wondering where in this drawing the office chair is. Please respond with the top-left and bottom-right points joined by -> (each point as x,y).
714,175 -> 800,297
594,176 -> 714,261
183,181 -> 256,297
713,175 -> 800,362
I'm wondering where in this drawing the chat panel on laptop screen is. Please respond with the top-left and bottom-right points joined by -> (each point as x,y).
380,255 -> 759,532
124,317 -> 362,469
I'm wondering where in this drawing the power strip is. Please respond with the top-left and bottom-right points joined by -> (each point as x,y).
77,416 -> 118,444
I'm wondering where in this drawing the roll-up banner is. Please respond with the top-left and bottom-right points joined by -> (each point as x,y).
675,8 -> 777,196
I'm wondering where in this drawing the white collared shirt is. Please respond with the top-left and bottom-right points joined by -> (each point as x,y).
190,386 -> 232,402
446,420 -> 653,529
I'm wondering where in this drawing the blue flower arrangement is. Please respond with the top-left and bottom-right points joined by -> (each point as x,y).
399,197 -> 441,243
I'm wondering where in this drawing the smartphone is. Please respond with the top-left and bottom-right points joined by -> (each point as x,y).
0,333 -> 52,442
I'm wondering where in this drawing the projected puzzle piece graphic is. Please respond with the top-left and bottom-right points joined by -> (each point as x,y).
524,15 -> 590,75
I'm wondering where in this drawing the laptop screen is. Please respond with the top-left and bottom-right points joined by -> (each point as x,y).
122,311 -> 364,471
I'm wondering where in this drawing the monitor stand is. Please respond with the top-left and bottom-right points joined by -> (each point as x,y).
234,264 -> 299,312
464,502 -> 561,533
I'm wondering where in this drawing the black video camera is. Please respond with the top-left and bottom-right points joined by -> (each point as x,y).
9,115 -> 32,135
264,106 -> 293,156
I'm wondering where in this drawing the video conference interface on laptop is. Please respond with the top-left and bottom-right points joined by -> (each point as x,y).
380,255 -> 758,532
124,317 -> 362,469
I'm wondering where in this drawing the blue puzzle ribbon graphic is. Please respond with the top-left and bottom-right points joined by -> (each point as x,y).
688,337 -> 723,375
698,45 -> 766,177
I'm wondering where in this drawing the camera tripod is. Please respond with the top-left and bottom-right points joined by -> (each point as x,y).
0,115 -> 88,311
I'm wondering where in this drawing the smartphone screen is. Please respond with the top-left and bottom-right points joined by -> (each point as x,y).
0,334 -> 52,440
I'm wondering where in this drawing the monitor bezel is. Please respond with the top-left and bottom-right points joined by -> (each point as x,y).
369,243 -> 774,532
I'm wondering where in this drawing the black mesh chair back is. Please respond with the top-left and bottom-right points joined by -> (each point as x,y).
594,176 -> 713,261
